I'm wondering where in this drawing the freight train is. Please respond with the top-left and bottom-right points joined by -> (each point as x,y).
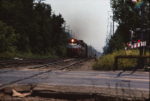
67,38 -> 96,58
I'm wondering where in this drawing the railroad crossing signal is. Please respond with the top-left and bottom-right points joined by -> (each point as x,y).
127,40 -> 147,49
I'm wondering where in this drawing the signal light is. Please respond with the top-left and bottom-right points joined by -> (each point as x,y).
137,40 -> 141,42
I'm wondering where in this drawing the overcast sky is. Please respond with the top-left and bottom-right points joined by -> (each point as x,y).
45,0 -> 111,52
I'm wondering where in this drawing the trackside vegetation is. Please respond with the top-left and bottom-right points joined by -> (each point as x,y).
0,0 -> 69,58
93,50 -> 149,70
98,0 -> 150,71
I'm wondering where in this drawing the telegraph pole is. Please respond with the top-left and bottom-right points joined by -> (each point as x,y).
112,8 -> 115,35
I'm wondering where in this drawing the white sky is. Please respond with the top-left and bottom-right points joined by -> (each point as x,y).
45,0 -> 111,52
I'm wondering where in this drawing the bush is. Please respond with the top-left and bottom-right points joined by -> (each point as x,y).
0,51 -> 58,59
0,20 -> 17,52
93,50 -> 139,70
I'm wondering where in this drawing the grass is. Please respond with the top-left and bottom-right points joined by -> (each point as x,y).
0,47 -> 67,59
0,51 -> 58,59
93,49 -> 149,71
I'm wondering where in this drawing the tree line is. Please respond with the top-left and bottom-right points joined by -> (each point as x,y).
104,0 -> 150,54
0,0 -> 69,56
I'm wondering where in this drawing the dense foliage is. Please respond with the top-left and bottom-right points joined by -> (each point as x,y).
104,0 -> 150,54
93,50 -> 140,70
0,21 -> 17,52
0,0 -> 69,57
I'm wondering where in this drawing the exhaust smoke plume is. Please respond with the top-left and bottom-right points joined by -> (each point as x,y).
45,0 -> 111,52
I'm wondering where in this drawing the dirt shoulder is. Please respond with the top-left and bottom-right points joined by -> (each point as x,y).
0,84 -> 148,101
66,59 -> 96,71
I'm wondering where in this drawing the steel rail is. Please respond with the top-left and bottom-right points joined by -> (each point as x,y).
0,58 -> 86,89
0,58 -> 74,74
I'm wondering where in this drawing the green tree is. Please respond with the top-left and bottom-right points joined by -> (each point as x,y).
0,0 -> 69,57
0,0 -> 34,52
32,2 -> 68,55
29,2 -> 52,53
0,21 -> 17,52
104,0 -> 150,54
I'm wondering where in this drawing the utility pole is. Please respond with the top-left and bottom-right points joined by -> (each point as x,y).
112,8 -> 115,35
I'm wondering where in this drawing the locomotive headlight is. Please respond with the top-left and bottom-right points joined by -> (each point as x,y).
132,0 -> 137,3
71,39 -> 75,43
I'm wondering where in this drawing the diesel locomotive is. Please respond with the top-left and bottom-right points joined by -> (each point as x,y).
67,38 -> 87,57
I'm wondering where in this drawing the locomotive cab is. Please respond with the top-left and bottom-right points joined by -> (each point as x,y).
67,38 -> 87,57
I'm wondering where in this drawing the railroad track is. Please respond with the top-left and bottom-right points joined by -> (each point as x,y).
0,58 -> 63,68
0,58 -> 74,74
0,58 -> 87,89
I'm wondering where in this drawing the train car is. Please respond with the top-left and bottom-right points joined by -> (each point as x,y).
67,38 -> 87,57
